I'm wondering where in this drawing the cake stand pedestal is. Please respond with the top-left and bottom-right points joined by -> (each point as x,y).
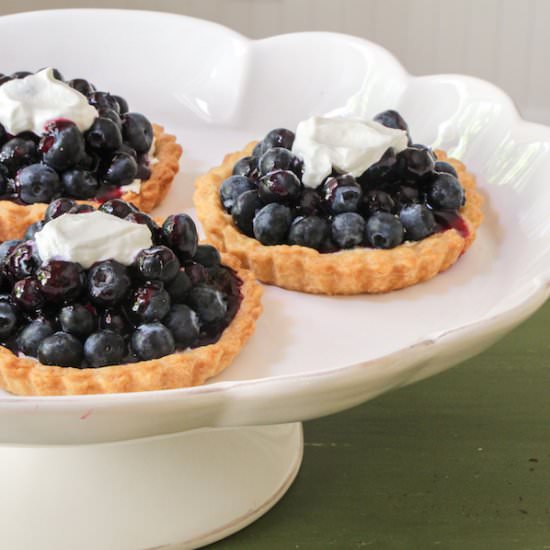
0,423 -> 303,550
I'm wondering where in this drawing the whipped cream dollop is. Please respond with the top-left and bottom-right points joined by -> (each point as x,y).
35,211 -> 152,268
0,68 -> 98,135
292,115 -> 408,188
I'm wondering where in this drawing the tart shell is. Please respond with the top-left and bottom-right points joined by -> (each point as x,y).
0,124 -> 182,241
0,255 -> 262,396
194,143 -> 484,295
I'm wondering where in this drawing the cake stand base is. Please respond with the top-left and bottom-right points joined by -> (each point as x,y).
0,422 -> 303,550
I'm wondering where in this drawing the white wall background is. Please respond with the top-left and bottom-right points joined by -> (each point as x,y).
1,0 -> 548,123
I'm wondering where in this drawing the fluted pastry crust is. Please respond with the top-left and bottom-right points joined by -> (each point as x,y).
0,255 -> 262,396
194,143 -> 484,295
0,124 -> 182,241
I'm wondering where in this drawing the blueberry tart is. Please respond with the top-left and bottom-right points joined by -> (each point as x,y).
195,111 -> 483,294
0,68 -> 182,241
0,200 -> 262,395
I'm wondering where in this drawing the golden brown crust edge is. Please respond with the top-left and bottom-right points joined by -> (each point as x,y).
0,255 -> 263,396
0,124 -> 182,241
194,143 -> 484,295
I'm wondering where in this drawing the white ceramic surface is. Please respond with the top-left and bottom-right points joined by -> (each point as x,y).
0,9 -> 548,444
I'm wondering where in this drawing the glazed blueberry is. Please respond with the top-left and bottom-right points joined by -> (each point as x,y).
12,277 -> 44,310
397,145 -> 435,178
394,184 -> 420,207
84,330 -> 126,368
166,269 -> 192,302
0,302 -> 17,339
259,148 -> 302,177
373,110 -> 409,132
98,108 -> 122,128
427,173 -> 464,211
125,212 -> 162,243
164,304 -> 200,347
59,303 -> 97,338
362,190 -> 396,216
100,309 -> 131,336
88,91 -> 120,113
358,147 -> 398,186
16,319 -> 54,357
99,198 -> 137,218
68,78 -> 95,96
0,137 -> 38,176
45,198 -> 77,221
40,120 -> 85,171
131,322 -> 175,361
261,128 -> 295,152
38,332 -> 83,368
298,188 -> 323,216
87,260 -> 130,306
162,214 -> 198,259
113,95 -> 129,115
24,221 -> 45,240
103,152 -> 138,186
122,113 -> 154,154
365,211 -> 404,249
68,203 -> 95,214
399,204 -> 436,240
61,169 -> 99,199
17,164 -> 61,204
76,150 -> 100,172
322,174 -> 358,202
232,156 -> 259,179
258,170 -> 302,204
135,246 -> 180,282
187,285 -> 227,324
288,216 -> 329,250
253,203 -> 292,246
86,117 -> 123,151
219,175 -> 256,212
252,142 -> 263,158
434,161 -> 458,178
36,260 -> 83,303
0,240 -> 22,266
129,281 -> 171,322
330,184 -> 363,214
193,245 -> 221,269
136,156 -> 152,180
184,262 -> 209,286
7,241 -> 40,280
331,212 -> 365,249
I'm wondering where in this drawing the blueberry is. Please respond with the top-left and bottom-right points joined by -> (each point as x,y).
397,146 -> 435,178
298,188 -> 323,216
59,303 -> 97,338
84,330 -> 126,367
128,281 -> 171,322
86,117 -> 123,151
131,322 -> 175,361
38,331 -> 83,368
166,269 -> 192,302
36,260 -> 83,303
232,156 -> 259,179
258,170 -> 302,204
358,147 -> 398,186
164,304 -> 200,347
399,204 -> 436,240
162,214 -> 198,259
24,221 -> 45,240
252,142 -> 263,158
331,212 -> 365,249
12,278 -> 44,310
88,91 -> 120,113
362,190 -> 396,216
103,152 -> 138,186
16,319 -> 54,357
16,164 -> 61,204
0,137 -> 38,176
253,203 -> 292,245
136,156 -> 152,180
10,71 -> 32,80
68,203 -> 95,214
122,113 -> 154,154
76,150 -> 100,172
68,78 -> 95,96
98,108 -> 122,128
99,198 -> 137,218
0,168 -> 9,196
40,121 -> 85,171
373,110 -> 409,132
113,95 -> 129,115
365,212 -> 404,249
187,285 -> 227,324
330,184 -> 363,214
184,262 -> 209,286
99,309 -> 131,336
259,147 -> 302,177
0,302 -> 17,339
394,184 -> 420,207
135,245 -> 180,282
61,169 -> 99,199
427,173 -> 464,211
87,260 -> 130,306
45,198 -> 77,221
288,216 -> 329,250
261,128 -> 295,152
434,161 -> 458,178
322,174 -> 359,202
219,175 -> 255,212
193,245 -> 221,269
0,240 -> 22,266
7,241 -> 40,280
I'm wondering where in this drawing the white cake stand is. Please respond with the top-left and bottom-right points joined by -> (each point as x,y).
1,9 -> 550,549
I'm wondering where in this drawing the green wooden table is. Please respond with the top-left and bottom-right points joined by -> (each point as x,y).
213,301 -> 550,549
